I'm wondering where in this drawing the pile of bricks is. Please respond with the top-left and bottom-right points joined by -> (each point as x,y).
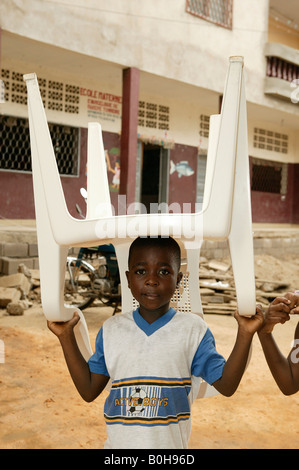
0,242 -> 39,275
0,242 -> 40,315
199,257 -> 293,315
0,265 -> 40,315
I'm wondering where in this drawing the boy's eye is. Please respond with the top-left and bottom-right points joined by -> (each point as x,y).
135,268 -> 146,275
159,269 -> 170,276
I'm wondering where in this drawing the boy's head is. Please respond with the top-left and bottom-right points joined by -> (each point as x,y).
126,236 -> 182,319
128,236 -> 181,271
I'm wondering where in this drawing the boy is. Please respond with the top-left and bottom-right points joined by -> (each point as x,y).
48,236 -> 263,449
258,291 -> 299,395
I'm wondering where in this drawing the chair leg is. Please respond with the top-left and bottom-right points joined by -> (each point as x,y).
114,242 -> 134,314
25,73 -> 93,360
228,70 -> 256,317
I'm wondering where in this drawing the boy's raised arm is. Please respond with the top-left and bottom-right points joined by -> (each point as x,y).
258,293 -> 299,395
212,306 -> 264,397
48,312 -> 109,402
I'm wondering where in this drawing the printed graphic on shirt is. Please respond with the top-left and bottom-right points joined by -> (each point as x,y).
104,376 -> 191,426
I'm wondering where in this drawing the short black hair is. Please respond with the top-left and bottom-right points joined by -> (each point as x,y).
128,236 -> 181,271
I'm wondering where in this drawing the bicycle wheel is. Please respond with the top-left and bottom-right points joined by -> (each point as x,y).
64,257 -> 96,310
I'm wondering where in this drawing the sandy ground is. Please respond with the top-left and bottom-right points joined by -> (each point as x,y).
1,302 -> 299,450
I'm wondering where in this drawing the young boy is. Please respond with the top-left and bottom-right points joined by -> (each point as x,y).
48,236 -> 263,449
258,291 -> 299,395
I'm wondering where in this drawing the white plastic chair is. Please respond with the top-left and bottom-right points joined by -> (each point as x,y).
24,56 -> 255,398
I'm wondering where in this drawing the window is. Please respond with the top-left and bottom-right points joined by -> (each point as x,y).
253,127 -> 288,154
1,68 -> 80,114
138,101 -> 170,130
251,158 -> 288,195
0,115 -> 80,176
186,0 -> 233,29
199,114 -> 210,138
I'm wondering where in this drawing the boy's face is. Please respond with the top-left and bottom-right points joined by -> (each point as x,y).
126,245 -> 182,321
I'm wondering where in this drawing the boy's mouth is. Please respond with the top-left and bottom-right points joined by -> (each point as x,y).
143,292 -> 159,298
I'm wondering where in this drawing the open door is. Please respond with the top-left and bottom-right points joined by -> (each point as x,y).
137,143 -> 169,213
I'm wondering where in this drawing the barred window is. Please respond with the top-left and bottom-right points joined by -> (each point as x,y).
251,158 -> 288,195
186,0 -> 233,29
0,115 -> 80,176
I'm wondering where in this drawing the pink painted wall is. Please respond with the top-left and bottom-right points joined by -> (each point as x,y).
0,128 -> 121,220
0,128 -> 87,219
168,144 -> 198,212
250,159 -> 299,224
1,135 -> 298,226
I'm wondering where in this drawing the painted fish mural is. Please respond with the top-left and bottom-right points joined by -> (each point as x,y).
170,160 -> 194,178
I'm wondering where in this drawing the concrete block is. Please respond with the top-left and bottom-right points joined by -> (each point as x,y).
3,243 -> 28,258
254,238 -> 263,248
0,287 -> 21,307
262,238 -> 272,249
282,238 -> 292,248
28,244 -> 38,257
0,273 -> 31,297
271,238 -> 282,248
0,257 -> 34,275
217,240 -> 228,250
204,240 -> 217,250
69,247 -> 80,256
213,248 -> 225,259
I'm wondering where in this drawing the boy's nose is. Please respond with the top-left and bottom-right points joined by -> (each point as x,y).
145,276 -> 159,286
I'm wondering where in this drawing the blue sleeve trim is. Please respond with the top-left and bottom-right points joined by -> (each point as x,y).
191,328 -> 226,385
88,327 -> 109,376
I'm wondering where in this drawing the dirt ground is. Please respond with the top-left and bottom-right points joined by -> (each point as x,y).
1,253 -> 299,449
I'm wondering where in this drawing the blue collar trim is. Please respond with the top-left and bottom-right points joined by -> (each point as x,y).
133,307 -> 176,336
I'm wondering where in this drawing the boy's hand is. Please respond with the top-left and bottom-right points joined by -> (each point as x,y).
284,292 -> 299,315
234,304 -> 264,336
47,312 -> 80,339
258,296 -> 291,334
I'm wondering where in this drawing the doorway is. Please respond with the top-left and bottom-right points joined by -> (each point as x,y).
138,143 -> 169,213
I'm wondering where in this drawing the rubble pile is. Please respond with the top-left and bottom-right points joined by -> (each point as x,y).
199,255 -> 295,315
0,264 -> 40,315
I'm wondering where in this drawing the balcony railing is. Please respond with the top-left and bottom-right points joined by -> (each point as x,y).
264,42 -> 299,103
266,56 -> 299,82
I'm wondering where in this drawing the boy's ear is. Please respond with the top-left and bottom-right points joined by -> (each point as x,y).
125,270 -> 130,287
177,271 -> 183,286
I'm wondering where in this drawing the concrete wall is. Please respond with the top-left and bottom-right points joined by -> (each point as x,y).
0,0 -> 287,113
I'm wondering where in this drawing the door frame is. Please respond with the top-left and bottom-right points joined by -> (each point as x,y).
135,141 -> 170,211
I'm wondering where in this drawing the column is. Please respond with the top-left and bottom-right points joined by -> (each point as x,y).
119,67 -> 140,208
